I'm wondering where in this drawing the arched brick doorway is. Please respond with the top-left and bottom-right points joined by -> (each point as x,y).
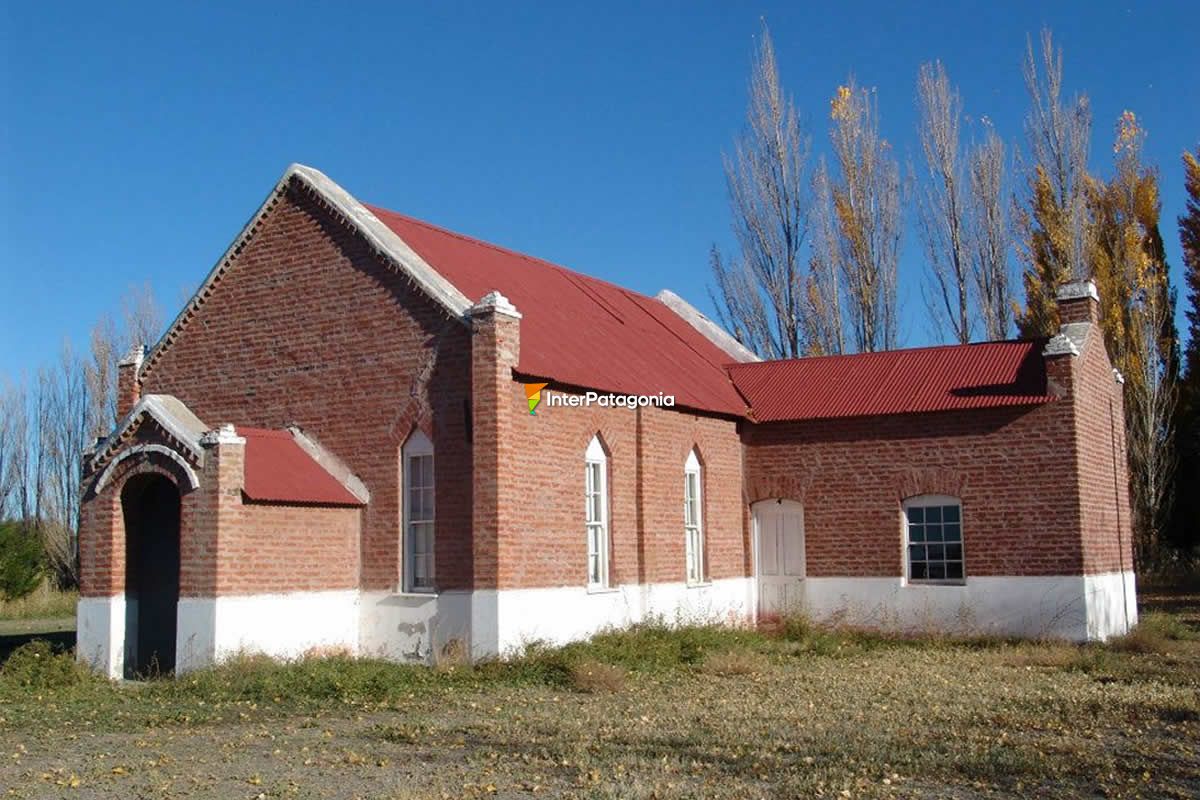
121,474 -> 181,677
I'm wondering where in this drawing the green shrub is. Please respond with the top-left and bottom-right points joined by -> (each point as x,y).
553,620 -> 765,673
0,520 -> 44,601
161,652 -> 436,704
0,640 -> 95,689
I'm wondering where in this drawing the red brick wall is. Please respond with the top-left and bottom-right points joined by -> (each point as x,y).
86,173 -> 1130,603
500,385 -> 747,590
215,501 -> 359,594
1072,328 -> 1135,574
743,326 -> 1131,579
137,180 -> 474,592
79,423 -> 206,598
743,401 -> 1085,577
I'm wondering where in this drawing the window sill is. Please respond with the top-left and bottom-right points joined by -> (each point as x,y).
905,580 -> 966,587
686,581 -> 713,589
390,589 -> 439,599
586,585 -> 620,595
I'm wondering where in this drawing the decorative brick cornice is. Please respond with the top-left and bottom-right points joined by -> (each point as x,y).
90,394 -> 208,474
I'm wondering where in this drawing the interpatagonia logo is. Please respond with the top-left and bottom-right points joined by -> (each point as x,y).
524,382 -> 549,415
523,383 -> 676,414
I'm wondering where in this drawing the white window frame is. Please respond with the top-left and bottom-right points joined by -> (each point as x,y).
903,494 -> 965,585
585,436 -> 610,589
684,449 -> 706,585
402,430 -> 435,593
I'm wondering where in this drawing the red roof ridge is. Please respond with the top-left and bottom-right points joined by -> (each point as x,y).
725,337 -> 1048,370
365,203 -> 675,312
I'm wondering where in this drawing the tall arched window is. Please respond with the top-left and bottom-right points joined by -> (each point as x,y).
585,436 -> 610,588
402,430 -> 435,592
684,449 -> 705,584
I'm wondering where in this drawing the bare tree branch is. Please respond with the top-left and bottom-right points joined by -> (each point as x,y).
711,24 -> 813,359
916,61 -> 972,343
816,80 -> 902,353
968,126 -> 1014,340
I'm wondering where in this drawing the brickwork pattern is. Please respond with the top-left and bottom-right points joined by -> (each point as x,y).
503,390 -> 747,589
137,182 -> 474,592
744,402 -> 1085,577
77,181 -> 1134,606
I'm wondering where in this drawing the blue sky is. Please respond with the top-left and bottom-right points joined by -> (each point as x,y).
2,1 -> 1197,381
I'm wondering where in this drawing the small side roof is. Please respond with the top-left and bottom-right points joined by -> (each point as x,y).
240,428 -> 365,506
92,394 -> 209,468
727,340 -> 1057,423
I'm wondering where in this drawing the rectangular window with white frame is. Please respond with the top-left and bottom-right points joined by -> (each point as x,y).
403,431 -> 435,592
904,495 -> 964,584
585,436 -> 610,588
684,449 -> 705,584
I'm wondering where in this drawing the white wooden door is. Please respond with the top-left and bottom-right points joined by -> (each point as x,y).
754,500 -> 806,617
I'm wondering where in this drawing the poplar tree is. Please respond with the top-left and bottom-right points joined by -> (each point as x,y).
1171,146 -> 1200,551
710,25 -> 812,359
1089,112 -> 1178,567
1015,30 -> 1092,337
813,80 -> 901,353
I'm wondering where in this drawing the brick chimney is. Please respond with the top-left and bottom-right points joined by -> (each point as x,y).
1056,280 -> 1100,325
116,343 -> 146,419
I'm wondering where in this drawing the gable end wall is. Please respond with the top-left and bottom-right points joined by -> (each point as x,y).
139,184 -> 474,593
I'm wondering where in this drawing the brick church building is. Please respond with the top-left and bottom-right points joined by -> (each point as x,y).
76,165 -> 1137,678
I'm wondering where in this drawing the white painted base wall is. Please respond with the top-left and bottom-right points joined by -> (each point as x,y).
76,596 -> 126,679
491,577 -> 755,655
358,578 -> 755,662
177,590 -> 359,672
358,590 -> 474,662
75,571 -> 1136,677
1083,570 -> 1139,641
799,571 -> 1137,641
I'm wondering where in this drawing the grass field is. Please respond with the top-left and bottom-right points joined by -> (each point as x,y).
0,589 -> 1197,799
0,583 -> 77,623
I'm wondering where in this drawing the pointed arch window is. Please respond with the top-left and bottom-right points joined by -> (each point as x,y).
684,449 -> 705,584
402,430 -> 435,592
585,436 -> 610,589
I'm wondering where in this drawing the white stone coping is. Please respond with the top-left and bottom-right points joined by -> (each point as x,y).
118,343 -> 147,369
1042,322 -> 1090,358
1056,280 -> 1099,302
468,290 -> 522,319
288,425 -> 371,503
200,422 -> 245,447
93,394 -> 209,469
655,289 -> 760,363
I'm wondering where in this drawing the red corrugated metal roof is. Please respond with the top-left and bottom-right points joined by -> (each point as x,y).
366,205 -> 748,417
241,428 -> 363,506
727,340 -> 1057,423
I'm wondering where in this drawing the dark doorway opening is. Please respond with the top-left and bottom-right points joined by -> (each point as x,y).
122,474 -> 181,678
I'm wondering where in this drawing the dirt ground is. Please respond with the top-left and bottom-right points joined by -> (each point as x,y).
2,591 -> 1198,799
